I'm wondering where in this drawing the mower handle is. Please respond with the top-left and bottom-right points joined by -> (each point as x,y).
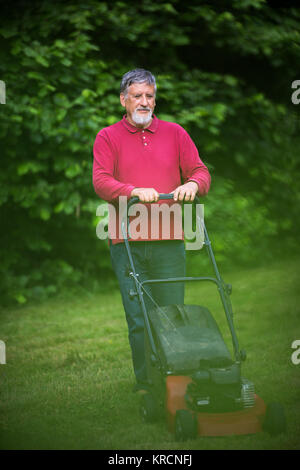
127,193 -> 200,210
122,192 -> 242,362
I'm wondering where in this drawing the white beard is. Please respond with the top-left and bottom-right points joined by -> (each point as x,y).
132,108 -> 152,126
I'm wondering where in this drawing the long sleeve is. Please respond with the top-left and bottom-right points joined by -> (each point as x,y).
93,131 -> 135,202
178,127 -> 211,196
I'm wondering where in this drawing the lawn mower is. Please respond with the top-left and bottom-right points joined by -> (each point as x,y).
121,194 -> 286,440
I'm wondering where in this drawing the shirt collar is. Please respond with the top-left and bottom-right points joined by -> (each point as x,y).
121,114 -> 158,133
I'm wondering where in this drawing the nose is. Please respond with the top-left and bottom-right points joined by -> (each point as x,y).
140,94 -> 148,107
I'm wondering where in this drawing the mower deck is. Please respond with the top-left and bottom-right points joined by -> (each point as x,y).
166,376 -> 266,436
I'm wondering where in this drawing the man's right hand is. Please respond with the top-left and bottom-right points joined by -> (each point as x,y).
130,187 -> 159,202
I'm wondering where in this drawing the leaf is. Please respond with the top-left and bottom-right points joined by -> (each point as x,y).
17,162 -> 45,175
0,27 -> 18,38
57,108 -> 67,121
54,39 -> 66,48
35,55 -> 50,67
61,58 -> 72,66
14,293 -> 27,304
54,201 -> 65,213
40,208 -> 51,221
27,71 -> 44,81
65,163 -> 82,178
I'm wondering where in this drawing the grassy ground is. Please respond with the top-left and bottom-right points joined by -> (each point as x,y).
0,256 -> 300,450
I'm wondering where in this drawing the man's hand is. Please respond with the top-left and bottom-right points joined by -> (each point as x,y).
130,187 -> 159,202
172,181 -> 199,202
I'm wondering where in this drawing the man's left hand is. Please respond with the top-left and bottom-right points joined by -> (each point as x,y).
172,181 -> 199,202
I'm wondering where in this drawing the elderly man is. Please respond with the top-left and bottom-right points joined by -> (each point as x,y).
93,68 -> 211,393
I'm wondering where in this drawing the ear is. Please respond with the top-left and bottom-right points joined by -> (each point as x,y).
120,93 -> 126,108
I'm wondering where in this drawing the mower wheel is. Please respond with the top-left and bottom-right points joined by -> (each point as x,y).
175,409 -> 197,441
140,392 -> 158,423
263,402 -> 286,436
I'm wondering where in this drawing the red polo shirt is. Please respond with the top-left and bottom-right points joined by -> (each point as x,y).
93,115 -> 211,244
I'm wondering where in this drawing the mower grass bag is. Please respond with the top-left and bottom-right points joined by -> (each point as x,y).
147,304 -> 233,375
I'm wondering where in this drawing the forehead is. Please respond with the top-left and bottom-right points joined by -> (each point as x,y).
127,82 -> 155,95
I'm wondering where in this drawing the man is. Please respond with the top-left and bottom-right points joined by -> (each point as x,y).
93,68 -> 211,393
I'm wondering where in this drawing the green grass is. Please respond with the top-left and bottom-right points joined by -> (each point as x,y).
0,256 -> 300,450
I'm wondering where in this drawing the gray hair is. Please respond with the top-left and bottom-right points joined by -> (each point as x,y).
120,68 -> 157,96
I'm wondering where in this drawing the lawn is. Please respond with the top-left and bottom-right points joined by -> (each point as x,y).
0,256 -> 299,450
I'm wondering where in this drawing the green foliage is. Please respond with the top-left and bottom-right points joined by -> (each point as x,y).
0,0 -> 299,303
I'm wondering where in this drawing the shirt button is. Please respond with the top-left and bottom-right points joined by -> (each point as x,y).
144,143 -> 147,146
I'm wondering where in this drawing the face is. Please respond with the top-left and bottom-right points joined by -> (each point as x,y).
120,82 -> 156,128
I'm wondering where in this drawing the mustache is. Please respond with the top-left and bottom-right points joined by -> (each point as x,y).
136,108 -> 151,112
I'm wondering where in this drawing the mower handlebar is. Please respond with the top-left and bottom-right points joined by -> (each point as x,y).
127,193 -> 200,210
